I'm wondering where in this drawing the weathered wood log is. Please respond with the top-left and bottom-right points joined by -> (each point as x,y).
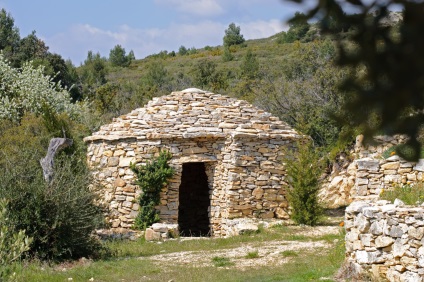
40,138 -> 73,184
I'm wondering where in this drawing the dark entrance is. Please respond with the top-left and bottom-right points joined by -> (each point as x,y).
178,162 -> 210,236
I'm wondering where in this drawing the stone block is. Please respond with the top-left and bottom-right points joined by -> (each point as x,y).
381,162 -> 400,170
375,236 -> 394,248
108,157 -> 119,167
356,250 -> 383,264
357,159 -> 380,171
119,157 -> 135,167
414,159 -> 424,172
114,177 -> 126,187
145,228 -> 161,241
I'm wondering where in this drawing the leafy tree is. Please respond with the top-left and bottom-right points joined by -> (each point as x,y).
78,51 -> 108,98
0,8 -> 20,62
223,23 -> 245,47
127,50 -> 135,61
0,54 -> 81,122
178,45 -> 188,55
109,44 -> 132,67
279,12 -> 311,43
13,31 -> 49,66
293,0 -> 424,160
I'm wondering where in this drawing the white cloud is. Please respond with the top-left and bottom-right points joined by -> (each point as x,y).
45,18 -> 286,65
155,0 -> 224,17
241,19 -> 287,39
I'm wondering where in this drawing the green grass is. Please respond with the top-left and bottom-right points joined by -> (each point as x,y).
212,256 -> 235,267
281,250 -> 298,257
380,183 -> 424,205
14,225 -> 346,282
245,250 -> 259,259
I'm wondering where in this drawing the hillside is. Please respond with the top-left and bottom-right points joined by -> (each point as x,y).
95,28 -> 345,150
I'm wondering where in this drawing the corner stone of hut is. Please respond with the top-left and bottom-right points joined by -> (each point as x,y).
84,88 -> 306,237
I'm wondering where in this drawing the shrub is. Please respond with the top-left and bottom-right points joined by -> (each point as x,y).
0,152 -> 104,260
0,199 -> 32,280
0,114 -> 104,261
285,141 -> 324,226
382,144 -> 424,160
130,150 -> 174,230
245,250 -> 259,259
380,183 -> 424,205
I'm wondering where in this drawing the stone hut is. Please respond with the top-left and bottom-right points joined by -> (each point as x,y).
84,88 -> 304,237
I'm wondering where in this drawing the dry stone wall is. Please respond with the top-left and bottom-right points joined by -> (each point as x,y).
85,89 -> 304,236
345,200 -> 424,281
320,135 -> 417,208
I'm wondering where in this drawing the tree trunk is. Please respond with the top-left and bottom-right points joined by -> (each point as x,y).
40,138 -> 73,184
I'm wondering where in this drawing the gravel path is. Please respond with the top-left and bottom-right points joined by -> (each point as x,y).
141,225 -> 341,269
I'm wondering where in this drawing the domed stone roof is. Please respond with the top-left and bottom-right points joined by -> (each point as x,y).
84,88 -> 300,142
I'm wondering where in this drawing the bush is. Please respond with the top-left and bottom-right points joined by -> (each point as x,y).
380,183 -> 424,205
0,199 -> 32,280
0,114 -> 104,261
285,141 -> 324,226
130,150 -> 174,230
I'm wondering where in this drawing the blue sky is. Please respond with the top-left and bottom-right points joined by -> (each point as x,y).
0,0 -> 308,65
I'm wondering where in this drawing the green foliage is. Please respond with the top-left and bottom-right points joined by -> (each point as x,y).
285,141 -> 324,226
0,8 -> 20,64
295,0 -> 424,160
255,40 -> 346,149
0,114 -> 103,261
78,51 -> 108,98
278,12 -> 311,43
0,53 -> 82,122
192,59 -> 227,92
382,144 -> 424,160
245,250 -> 259,259
178,45 -> 188,56
240,49 -> 260,80
130,151 -> 174,230
211,256 -> 234,267
280,250 -> 298,257
109,44 -> 133,67
380,183 -> 424,205
0,199 -> 32,280
223,23 -> 245,47
93,83 -> 121,115
221,46 -> 234,62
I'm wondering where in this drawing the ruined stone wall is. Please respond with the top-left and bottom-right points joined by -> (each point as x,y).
86,135 -> 294,236
345,200 -> 424,281
320,135 -> 415,208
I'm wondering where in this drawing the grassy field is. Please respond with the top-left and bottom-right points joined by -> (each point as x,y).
13,219 -> 346,282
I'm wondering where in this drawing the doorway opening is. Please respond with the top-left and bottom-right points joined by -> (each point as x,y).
178,162 -> 210,236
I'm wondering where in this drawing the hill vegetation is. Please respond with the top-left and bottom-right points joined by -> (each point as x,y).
0,4 -> 408,280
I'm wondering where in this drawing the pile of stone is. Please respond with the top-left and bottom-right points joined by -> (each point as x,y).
345,200 -> 424,281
